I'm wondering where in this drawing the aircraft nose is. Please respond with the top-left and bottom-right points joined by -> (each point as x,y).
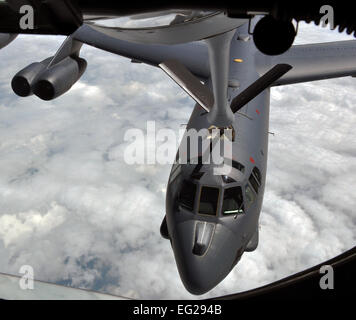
172,220 -> 239,295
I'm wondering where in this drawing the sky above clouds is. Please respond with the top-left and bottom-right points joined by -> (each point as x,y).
0,21 -> 355,299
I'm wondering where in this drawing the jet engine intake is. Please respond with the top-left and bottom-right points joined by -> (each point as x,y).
11,57 -> 52,97
33,56 -> 87,100
11,56 -> 87,100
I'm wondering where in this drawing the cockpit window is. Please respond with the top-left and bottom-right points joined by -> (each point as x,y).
245,184 -> 256,209
190,160 -> 204,180
179,180 -> 196,211
222,186 -> 244,215
198,186 -> 220,216
252,167 -> 262,185
169,162 -> 181,183
249,174 -> 259,193
232,160 -> 245,173
248,166 -> 261,194
221,175 -> 236,183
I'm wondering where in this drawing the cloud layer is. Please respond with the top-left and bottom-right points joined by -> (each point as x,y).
0,22 -> 355,299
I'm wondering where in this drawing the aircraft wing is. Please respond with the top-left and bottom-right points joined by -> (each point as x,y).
256,40 -> 356,86
74,24 -> 356,86
0,272 -> 128,300
70,11 -> 248,80
72,24 -> 211,79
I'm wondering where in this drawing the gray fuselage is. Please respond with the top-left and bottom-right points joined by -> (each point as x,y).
165,23 -> 270,295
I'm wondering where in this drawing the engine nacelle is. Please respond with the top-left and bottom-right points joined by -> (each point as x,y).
253,15 -> 296,56
0,33 -> 17,50
33,56 -> 87,100
11,56 -> 87,100
11,57 -> 52,97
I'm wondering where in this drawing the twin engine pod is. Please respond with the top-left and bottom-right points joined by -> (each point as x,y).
11,56 -> 87,100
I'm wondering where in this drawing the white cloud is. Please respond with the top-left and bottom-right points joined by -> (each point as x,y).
0,202 -> 67,247
0,22 -> 355,299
